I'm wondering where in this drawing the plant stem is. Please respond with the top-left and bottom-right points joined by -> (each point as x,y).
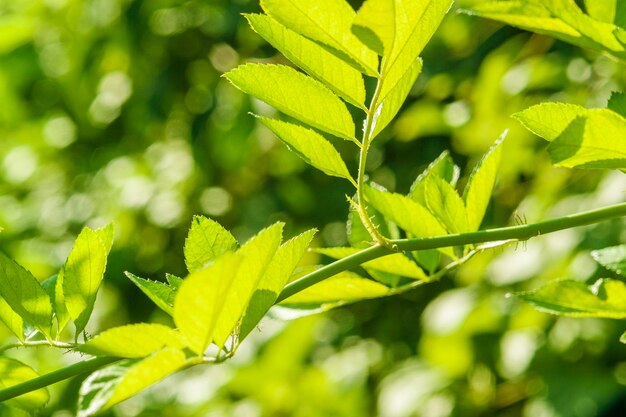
277,202 -> 626,302
0,356 -> 119,402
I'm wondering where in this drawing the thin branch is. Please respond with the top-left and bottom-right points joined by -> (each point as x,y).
277,202 -> 626,302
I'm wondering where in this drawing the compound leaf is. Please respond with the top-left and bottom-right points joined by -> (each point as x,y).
0,357 -> 49,410
424,175 -> 469,234
77,348 -> 186,417
256,116 -> 355,184
225,63 -> 356,141
246,13 -> 366,109
260,0 -> 379,76
0,252 -> 52,339
184,216 -> 238,273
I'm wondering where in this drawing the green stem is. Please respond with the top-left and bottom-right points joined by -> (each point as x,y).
0,356 -> 119,403
277,202 -> 626,302
1,202 -> 624,402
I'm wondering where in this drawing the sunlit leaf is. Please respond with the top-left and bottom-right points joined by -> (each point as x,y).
315,247 -> 427,280
246,13 -> 366,109
225,64 -> 356,141
256,116 -> 355,184
184,216 -> 238,273
592,245 -> 626,277
260,0 -> 379,76
62,226 -> 112,335
0,296 -> 23,341
211,223 -> 284,347
409,150 -> 461,206
0,357 -> 49,410
174,252 -> 242,354
0,252 -> 52,339
280,271 -> 389,305
239,229 -> 316,339
364,185 -> 454,258
517,278 -> 626,318
79,323 -> 186,358
463,132 -> 506,231
608,91 -> 626,118
584,0 -> 617,24
423,175 -> 469,234
513,102 -> 587,142
77,348 -> 187,416
125,273 -> 177,316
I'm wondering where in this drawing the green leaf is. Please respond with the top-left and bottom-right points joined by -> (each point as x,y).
462,2 -> 625,58
463,132 -> 506,231
547,113 -> 626,169
211,223 -> 284,347
409,150 -> 460,206
592,245 -> 626,277
584,0 -> 617,24
280,271 -> 389,305
225,64 -> 356,141
0,296 -> 23,341
352,0 -> 394,55
514,102 -> 587,142
77,348 -> 187,416
315,247 -> 427,280
608,92 -> 626,118
0,252 -> 52,338
517,278 -> 626,318
0,357 -> 49,410
166,273 -> 183,288
62,226 -> 112,335
245,14 -> 366,109
79,323 -> 186,358
174,252 -> 242,354
256,116 -> 355,184
125,272 -> 177,316
184,216 -> 238,273
239,229 -> 317,339
423,175 -> 469,234
364,185 -> 454,258
260,0 -> 379,76
372,59 -> 423,137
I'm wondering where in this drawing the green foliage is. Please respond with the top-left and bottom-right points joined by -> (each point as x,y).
462,0 -> 626,60
514,104 -> 626,169
183,216 -> 238,274
0,357 -> 48,410
124,273 -> 178,316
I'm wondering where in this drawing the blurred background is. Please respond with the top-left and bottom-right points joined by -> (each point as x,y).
1,0 -> 626,416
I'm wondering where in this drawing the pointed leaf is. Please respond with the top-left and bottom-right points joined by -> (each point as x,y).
281,271 -> 389,305
125,272 -> 177,316
315,247 -> 427,280
62,226 -> 112,334
514,102 -> 587,142
463,132 -> 506,231
256,116 -> 355,183
246,14 -> 366,109
240,229 -> 316,339
592,245 -> 626,277
0,296 -> 23,341
79,323 -> 186,358
608,92 -> 626,118
0,357 -> 49,410
517,278 -> 626,318
77,348 -> 186,417
372,59 -> 423,137
184,216 -> 237,273
364,185 -> 454,258
409,150 -> 460,206
166,273 -> 183,289
260,0 -> 379,76
423,175 -> 469,234
0,252 -> 52,338
174,252 -> 242,354
211,223 -> 284,347
225,63 -> 356,141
